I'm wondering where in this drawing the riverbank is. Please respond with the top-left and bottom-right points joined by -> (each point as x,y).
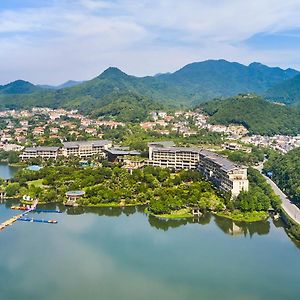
145,208 -> 194,219
82,201 -> 146,208
280,208 -> 300,242
216,210 -> 269,222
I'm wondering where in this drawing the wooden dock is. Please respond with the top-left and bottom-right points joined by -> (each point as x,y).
0,199 -> 39,231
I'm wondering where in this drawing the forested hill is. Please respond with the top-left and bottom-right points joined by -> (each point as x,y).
157,60 -> 299,104
0,80 -> 42,94
0,59 -> 299,114
200,95 -> 300,135
265,74 -> 300,105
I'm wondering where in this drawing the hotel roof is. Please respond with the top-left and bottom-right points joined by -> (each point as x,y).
62,140 -> 112,148
24,146 -> 60,152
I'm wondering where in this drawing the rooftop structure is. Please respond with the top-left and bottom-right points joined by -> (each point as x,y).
106,148 -> 141,162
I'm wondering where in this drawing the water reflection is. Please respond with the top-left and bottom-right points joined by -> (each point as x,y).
214,215 -> 270,237
148,213 -> 212,231
0,200 -> 290,240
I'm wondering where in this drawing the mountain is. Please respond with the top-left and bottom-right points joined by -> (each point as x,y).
57,80 -> 83,89
39,80 -> 83,90
0,80 -> 42,94
157,60 -> 299,104
0,59 -> 299,115
200,94 -> 300,135
265,74 -> 300,105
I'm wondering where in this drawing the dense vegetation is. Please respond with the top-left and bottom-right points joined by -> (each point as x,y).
264,148 -> 300,205
266,74 -> 300,105
235,168 -> 281,212
0,60 -> 299,115
0,150 -> 21,164
6,164 -> 225,216
219,147 -> 265,165
201,95 -> 300,135
91,93 -> 165,123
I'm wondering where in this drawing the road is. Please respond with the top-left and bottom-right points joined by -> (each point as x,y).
254,163 -> 300,225
262,174 -> 300,225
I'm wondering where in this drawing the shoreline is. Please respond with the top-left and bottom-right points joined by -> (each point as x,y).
215,210 -> 269,222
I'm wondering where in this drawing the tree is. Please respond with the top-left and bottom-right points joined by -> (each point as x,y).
5,183 -> 21,197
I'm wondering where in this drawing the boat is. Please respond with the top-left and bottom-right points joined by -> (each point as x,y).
11,205 -> 28,211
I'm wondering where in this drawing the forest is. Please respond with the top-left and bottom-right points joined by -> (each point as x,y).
264,148 -> 300,205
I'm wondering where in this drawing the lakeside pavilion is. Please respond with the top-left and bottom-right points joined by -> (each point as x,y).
65,191 -> 85,206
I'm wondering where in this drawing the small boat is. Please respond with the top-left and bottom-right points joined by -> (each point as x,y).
11,206 -> 27,211
48,220 -> 58,224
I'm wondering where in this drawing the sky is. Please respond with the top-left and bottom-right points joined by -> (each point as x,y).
1,0 -> 300,85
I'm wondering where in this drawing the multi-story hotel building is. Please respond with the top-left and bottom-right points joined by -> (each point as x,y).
20,146 -> 60,160
61,140 -> 112,158
197,149 -> 249,198
148,142 -> 249,197
148,142 -> 201,170
20,140 -> 112,160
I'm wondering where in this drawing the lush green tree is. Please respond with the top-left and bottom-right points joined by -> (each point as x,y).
5,183 -> 21,197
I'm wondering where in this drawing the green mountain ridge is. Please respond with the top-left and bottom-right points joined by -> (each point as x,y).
0,59 -> 300,118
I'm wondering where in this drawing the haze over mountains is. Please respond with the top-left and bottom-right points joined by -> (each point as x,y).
0,59 -> 300,114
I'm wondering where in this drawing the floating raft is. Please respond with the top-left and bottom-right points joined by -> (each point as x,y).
35,210 -> 62,214
18,218 -> 58,224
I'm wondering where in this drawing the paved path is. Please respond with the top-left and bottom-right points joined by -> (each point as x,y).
261,174 -> 300,225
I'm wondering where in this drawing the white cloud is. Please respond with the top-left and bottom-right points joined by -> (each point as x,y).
0,0 -> 300,84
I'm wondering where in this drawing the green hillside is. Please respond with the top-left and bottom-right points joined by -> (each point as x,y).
266,74 -> 300,105
201,95 -> 300,135
91,92 -> 165,122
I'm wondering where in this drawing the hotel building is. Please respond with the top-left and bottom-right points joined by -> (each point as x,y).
20,146 -> 60,160
61,140 -> 112,158
20,140 -> 112,160
148,142 -> 249,197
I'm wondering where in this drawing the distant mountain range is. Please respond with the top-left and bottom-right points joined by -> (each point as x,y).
38,80 -> 83,90
0,59 -> 300,116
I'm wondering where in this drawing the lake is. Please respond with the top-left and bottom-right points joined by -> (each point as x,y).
0,162 -> 19,180
0,202 -> 299,300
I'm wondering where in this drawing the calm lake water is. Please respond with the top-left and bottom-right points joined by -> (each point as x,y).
0,162 -> 19,179
0,201 -> 300,300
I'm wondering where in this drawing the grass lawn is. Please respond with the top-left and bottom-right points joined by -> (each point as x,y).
216,210 -> 269,222
146,208 -> 193,219
27,179 -> 44,188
